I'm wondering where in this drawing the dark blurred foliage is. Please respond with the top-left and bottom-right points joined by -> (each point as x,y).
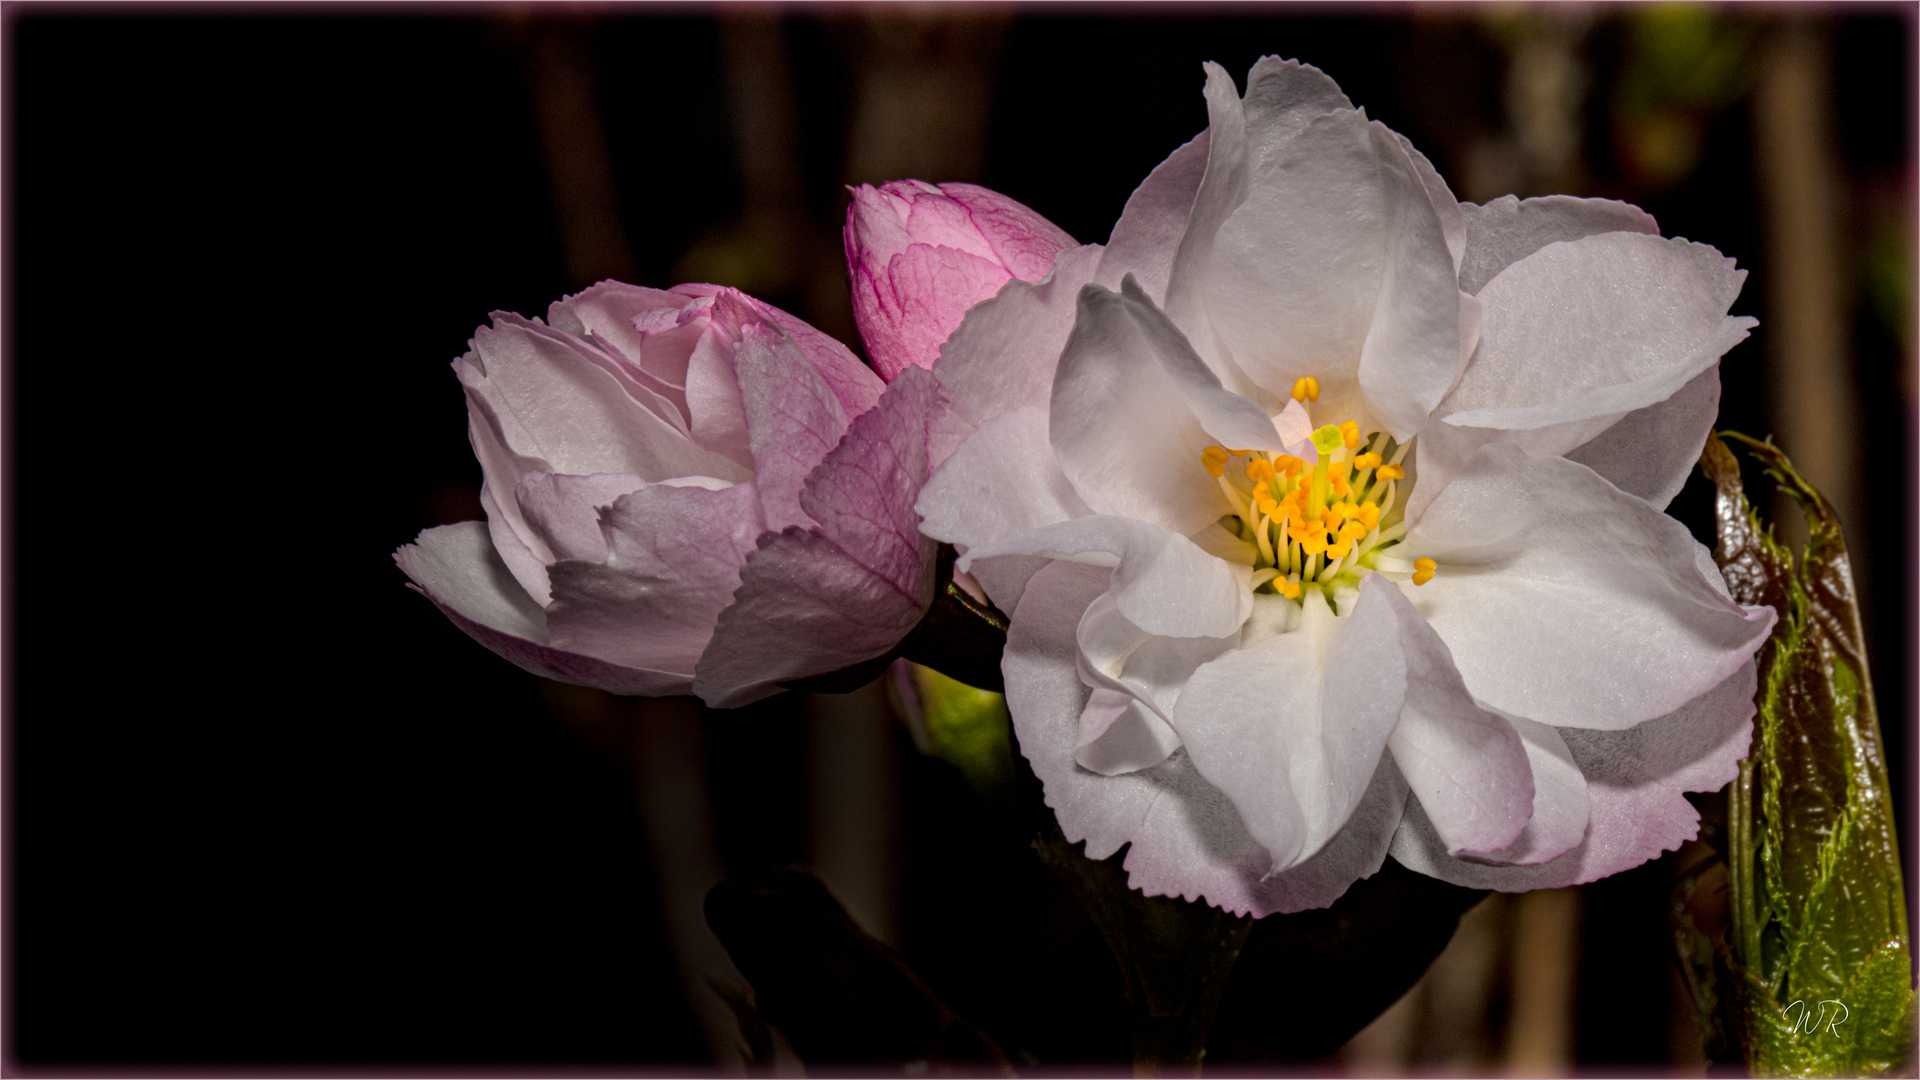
7,6 -> 1912,1072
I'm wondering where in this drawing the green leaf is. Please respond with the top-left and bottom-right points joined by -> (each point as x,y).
1701,433 -> 1914,1077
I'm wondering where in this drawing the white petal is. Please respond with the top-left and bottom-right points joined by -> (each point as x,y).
1373,582 -> 1536,859
929,243 -> 1105,465
1403,444 -> 1775,728
1438,233 -> 1755,432
963,515 -> 1251,639
1458,194 -> 1660,296
1049,284 -> 1236,535
1464,714 -> 1591,867
1171,583 -> 1405,871
916,407 -> 1092,557
1392,661 -> 1754,890
1115,276 -> 1304,454
1073,590 -> 1236,743
1097,129 -> 1212,303
1564,365 -> 1722,510
1075,688 -> 1183,777
1004,559 -> 1402,917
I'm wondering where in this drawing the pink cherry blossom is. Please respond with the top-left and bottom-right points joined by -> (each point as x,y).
845,180 -> 1076,381
395,281 -> 942,707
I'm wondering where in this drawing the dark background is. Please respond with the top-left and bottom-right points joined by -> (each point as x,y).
7,5 -> 1914,1072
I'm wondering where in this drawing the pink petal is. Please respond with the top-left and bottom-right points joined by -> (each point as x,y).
692,367 -> 942,708
543,480 -> 764,677
514,471 -> 650,563
854,243 -> 1010,381
396,522 -> 695,696
734,321 -> 851,533
935,182 -> 1077,281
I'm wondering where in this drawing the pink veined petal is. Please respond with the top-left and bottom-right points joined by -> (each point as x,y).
692,368 -> 942,709
395,521 -> 695,696
1097,128 -> 1211,303
936,182 -> 1077,281
734,321 -> 851,533
857,244 -> 1011,381
844,183 -> 919,267
1371,580 -> 1536,860
543,479 -> 764,678
1391,661 -> 1755,890
1458,194 -> 1660,296
748,295 -> 885,420
1049,283 -> 1237,536
1171,581 -> 1407,871
928,243 -> 1105,465
962,514 -> 1251,640
1401,444 -> 1776,729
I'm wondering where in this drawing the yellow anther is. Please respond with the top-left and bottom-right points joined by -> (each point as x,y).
1358,501 -> 1380,530
1201,445 -> 1228,478
1340,521 -> 1368,541
1352,452 -> 1382,471
1325,503 -> 1351,523
1279,576 -> 1302,599
1328,537 -> 1355,560
1226,448 -> 1251,457
1376,464 -> 1405,481
1290,376 -> 1321,403
1277,455 -> 1306,476
1246,457 -> 1275,484
1340,421 -> 1360,449
1412,556 -> 1437,587
1330,472 -> 1349,497
1412,569 -> 1435,586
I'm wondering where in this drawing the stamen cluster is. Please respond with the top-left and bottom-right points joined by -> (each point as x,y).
1200,380 -> 1423,604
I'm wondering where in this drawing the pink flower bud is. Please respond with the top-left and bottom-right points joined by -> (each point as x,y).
844,180 -> 1075,381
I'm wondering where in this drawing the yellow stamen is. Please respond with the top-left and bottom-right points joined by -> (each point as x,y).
1279,576 -> 1302,599
1277,455 -> 1306,477
1352,452 -> 1382,471
1358,501 -> 1380,530
1340,420 -> 1360,449
1246,457 -> 1275,484
1412,556 -> 1437,587
1376,464 -> 1405,481
1226,448 -> 1251,457
1330,472 -> 1349,497
1290,376 -> 1321,403
1201,445 -> 1228,478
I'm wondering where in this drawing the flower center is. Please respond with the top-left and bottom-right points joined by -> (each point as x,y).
1199,379 -> 1432,605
